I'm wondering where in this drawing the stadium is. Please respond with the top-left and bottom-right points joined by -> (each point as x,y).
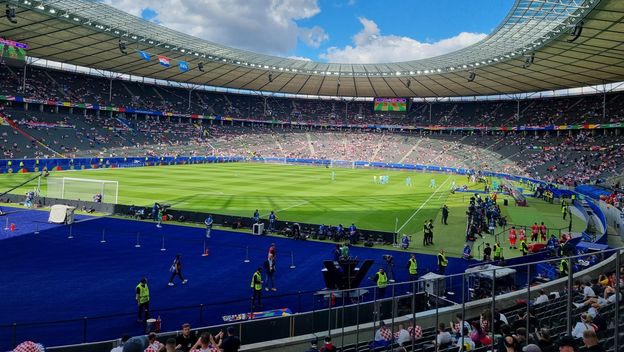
0,0 -> 623,351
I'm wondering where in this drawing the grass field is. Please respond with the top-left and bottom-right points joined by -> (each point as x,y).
0,162 -> 584,257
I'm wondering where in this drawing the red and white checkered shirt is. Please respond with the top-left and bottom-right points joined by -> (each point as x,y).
379,326 -> 393,341
408,325 -> 423,339
13,341 -> 45,352
144,341 -> 164,352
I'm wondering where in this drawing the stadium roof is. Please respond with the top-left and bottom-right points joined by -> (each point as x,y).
1,0 -> 624,98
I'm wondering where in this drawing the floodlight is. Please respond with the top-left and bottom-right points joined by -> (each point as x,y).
467,71 -> 476,82
5,5 -> 17,24
523,53 -> 535,69
118,39 -> 127,55
567,21 -> 583,43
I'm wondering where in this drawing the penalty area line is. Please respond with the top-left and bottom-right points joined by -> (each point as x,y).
396,176 -> 452,234
260,200 -> 309,217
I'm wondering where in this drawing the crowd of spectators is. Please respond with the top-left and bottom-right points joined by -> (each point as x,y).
2,102 -> 624,187
2,65 -> 624,127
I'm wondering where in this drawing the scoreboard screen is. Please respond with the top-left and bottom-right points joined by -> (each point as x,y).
0,39 -> 27,67
374,98 -> 407,112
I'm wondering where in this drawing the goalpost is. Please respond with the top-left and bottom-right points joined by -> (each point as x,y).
46,177 -> 119,204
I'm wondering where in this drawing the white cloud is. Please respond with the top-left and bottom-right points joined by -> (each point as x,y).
104,0 -> 324,55
320,17 -> 487,64
298,26 -> 329,48
287,55 -> 313,61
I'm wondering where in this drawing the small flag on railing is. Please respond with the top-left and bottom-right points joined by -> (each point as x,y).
179,60 -> 189,72
158,55 -> 170,68
138,51 -> 151,61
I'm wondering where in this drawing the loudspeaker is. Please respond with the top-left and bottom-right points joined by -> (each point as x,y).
503,199 -> 509,206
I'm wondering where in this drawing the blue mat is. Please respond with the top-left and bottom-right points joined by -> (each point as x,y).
0,209 -> 470,349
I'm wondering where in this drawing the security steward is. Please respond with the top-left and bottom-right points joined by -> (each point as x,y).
251,267 -> 263,308
493,242 -> 503,261
407,254 -> 418,282
136,277 -> 150,323
520,239 -> 529,256
437,249 -> 448,274
372,268 -> 388,298
559,258 -> 569,278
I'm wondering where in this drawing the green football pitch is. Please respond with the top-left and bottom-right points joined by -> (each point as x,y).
0,163 -> 584,257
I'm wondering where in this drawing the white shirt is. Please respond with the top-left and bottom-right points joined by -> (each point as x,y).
571,322 -> 594,339
534,294 -> 549,305
396,329 -> 410,346
583,286 -> 596,298
437,331 -> 453,345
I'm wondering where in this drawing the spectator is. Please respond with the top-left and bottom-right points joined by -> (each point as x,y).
581,282 -> 596,300
534,290 -> 549,305
122,335 -> 149,352
434,323 -> 453,349
513,308 -> 539,331
451,313 -> 472,337
12,341 -> 46,352
145,332 -> 163,352
558,335 -> 579,352
523,344 -> 542,352
175,323 -> 197,352
534,328 -> 556,352
571,313 -> 595,339
111,334 -> 131,352
219,327 -> 240,352
319,336 -> 336,352
373,321 -> 393,348
304,339 -> 319,352
394,323 -> 410,347
579,330 -> 604,352
458,327 -> 476,352
470,320 -> 491,346
190,332 -> 220,352
503,335 -> 518,352
407,318 -> 423,341
164,338 -> 179,352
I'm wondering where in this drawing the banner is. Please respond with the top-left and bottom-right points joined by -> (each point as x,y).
179,61 -> 189,72
139,51 -> 151,61
158,55 -> 170,68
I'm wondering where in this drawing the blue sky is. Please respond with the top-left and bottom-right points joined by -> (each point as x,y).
107,0 -> 514,63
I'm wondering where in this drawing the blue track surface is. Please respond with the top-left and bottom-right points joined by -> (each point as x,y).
0,207 -> 470,350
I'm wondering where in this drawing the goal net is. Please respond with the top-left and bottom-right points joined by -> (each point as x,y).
45,177 -> 119,204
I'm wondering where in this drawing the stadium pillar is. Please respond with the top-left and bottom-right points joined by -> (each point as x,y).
602,84 -> 606,121
614,249 -> 621,352
22,63 -> 27,92
566,257 -> 573,335
108,76 -> 113,102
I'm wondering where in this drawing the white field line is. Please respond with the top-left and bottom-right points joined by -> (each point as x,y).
261,200 -> 309,217
396,175 -> 451,233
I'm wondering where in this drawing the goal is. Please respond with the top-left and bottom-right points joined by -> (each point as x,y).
45,177 -> 119,204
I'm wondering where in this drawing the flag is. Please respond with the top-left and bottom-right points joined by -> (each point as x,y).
179,61 -> 189,72
158,55 -> 170,68
139,51 -> 151,61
